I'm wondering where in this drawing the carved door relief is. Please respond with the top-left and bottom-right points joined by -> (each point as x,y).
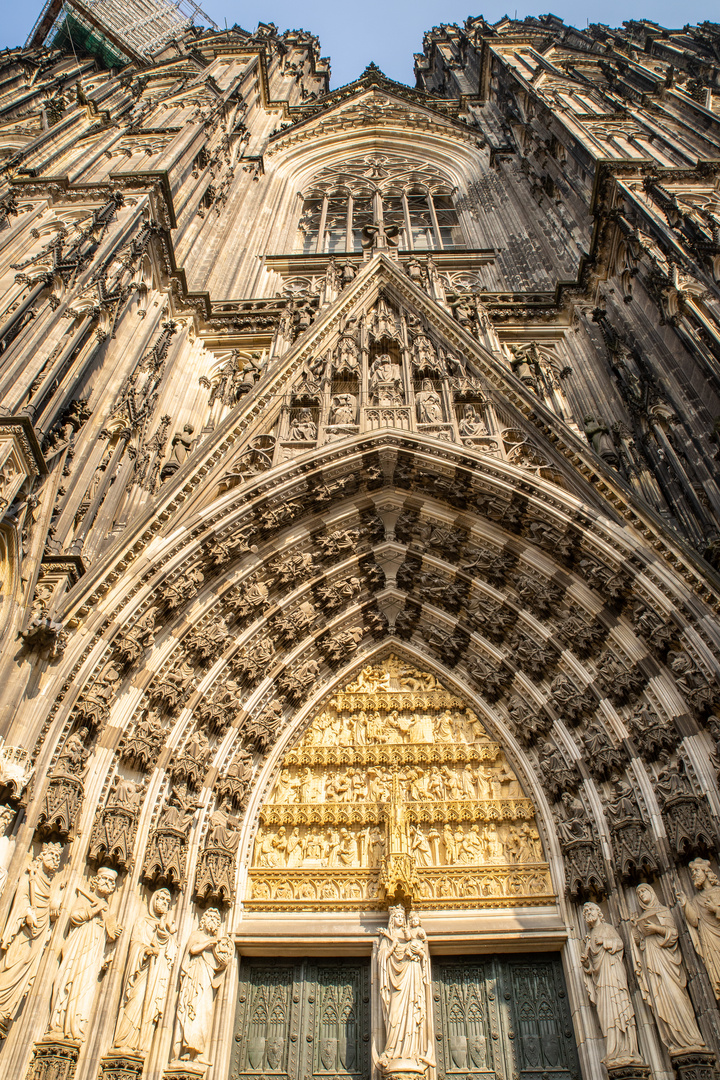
231,958 -> 371,1080
432,955 -> 581,1080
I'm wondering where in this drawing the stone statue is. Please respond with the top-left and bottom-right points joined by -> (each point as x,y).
459,404 -> 487,439
113,888 -> 177,1054
288,408 -> 317,441
170,424 -> 195,466
583,416 -> 619,468
677,858 -> 720,1001
415,379 -> 443,424
329,393 -> 357,426
377,906 -> 435,1073
48,866 -> 123,1041
631,883 -> 705,1054
0,843 -> 63,1035
172,908 -> 234,1065
580,902 -> 641,1065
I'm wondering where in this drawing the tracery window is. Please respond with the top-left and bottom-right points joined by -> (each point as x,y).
296,154 -> 464,254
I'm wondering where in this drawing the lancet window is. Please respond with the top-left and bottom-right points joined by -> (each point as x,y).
296,154 -> 464,254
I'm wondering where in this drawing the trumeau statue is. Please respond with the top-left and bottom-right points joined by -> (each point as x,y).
377,907 -> 435,1074
580,902 -> 641,1065
48,866 -> 123,1042
172,908 -> 233,1065
631,883 -> 706,1054
113,887 -> 177,1054
678,858 -> 720,1001
0,843 -> 63,1036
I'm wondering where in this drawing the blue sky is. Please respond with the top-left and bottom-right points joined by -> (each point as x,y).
4,2 -> 720,88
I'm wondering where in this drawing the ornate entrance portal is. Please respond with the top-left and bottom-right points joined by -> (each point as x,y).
230,955 -> 580,1080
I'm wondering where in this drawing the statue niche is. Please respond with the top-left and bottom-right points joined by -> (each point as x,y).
247,656 -> 551,910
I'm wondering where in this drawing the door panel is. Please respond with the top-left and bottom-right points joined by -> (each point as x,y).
232,958 -> 371,1080
432,955 -> 580,1080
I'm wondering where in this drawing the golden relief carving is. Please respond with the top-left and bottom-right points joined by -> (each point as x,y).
246,656 -> 553,910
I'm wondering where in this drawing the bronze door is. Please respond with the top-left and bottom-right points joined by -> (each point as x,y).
432,954 -> 581,1080
231,957 -> 371,1080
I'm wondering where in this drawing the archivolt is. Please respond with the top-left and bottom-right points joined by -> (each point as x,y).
16,433 -> 720,913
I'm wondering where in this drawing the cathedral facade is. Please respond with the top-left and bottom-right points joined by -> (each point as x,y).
1,10 -> 720,1080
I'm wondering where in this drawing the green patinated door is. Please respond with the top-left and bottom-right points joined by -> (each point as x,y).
432,955 -> 581,1080
231,958 -> 371,1080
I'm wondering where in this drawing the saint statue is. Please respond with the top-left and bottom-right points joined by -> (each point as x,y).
0,842 -> 63,1035
172,907 -> 234,1065
113,888 -> 177,1054
631,883 -> 705,1054
48,866 -> 123,1042
580,902 -> 641,1065
377,906 -> 435,1074
678,858 -> 720,1001
459,404 -> 487,439
415,380 -> 443,424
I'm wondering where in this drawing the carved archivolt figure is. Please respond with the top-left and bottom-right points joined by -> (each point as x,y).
113,888 -> 177,1054
377,906 -> 435,1073
580,902 -> 641,1065
678,858 -> 720,1001
172,907 -> 233,1065
0,842 -> 62,1034
631,883 -> 705,1054
48,866 -> 122,1042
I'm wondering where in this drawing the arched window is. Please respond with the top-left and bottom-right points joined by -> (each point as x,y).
296,154 -> 464,254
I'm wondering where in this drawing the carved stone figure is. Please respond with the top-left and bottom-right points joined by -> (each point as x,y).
631,883 -> 705,1054
678,858 -> 720,1000
288,408 -> 317,441
215,748 -> 253,808
171,908 -> 233,1065
243,698 -> 285,751
329,393 -> 357,426
48,867 -> 123,1042
415,380 -> 443,424
150,657 -> 196,709
113,610 -> 156,668
73,663 -> 121,729
113,888 -> 177,1054
583,415 -> 619,467
142,782 -> 200,888
171,730 -> 212,789
37,727 -> 91,839
459,404 -> 488,439
121,710 -> 168,772
0,843 -> 62,1036
605,778 -> 659,882
581,902 -> 641,1065
87,776 -> 144,869
369,354 -> 403,405
194,800 -> 241,903
377,906 -> 435,1073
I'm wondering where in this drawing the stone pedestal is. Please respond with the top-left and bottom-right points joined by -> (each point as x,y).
98,1051 -> 145,1080
163,1063 -> 209,1080
27,1038 -> 80,1080
670,1049 -> 717,1080
381,1061 -> 427,1080
605,1060 -> 651,1080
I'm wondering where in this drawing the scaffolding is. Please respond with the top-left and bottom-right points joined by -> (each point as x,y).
26,0 -> 218,66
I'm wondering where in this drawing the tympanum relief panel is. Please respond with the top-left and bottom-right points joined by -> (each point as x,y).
247,656 -> 552,910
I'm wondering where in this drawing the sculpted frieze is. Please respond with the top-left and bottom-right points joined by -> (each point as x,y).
247,657 -> 552,910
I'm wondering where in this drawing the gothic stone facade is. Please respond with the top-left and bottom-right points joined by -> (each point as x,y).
0,11 -> 720,1080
